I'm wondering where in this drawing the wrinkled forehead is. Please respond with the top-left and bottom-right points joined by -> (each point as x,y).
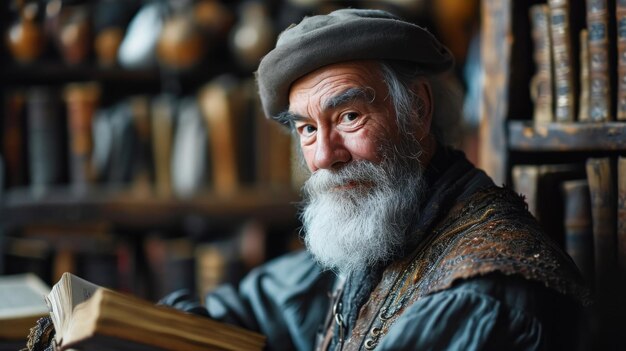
287,61 -> 386,110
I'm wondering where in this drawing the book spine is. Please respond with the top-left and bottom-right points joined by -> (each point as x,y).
587,0 -> 611,121
586,157 -> 617,294
511,165 -> 540,218
530,4 -> 554,124
586,156 -> 619,351
549,0 -> 576,122
561,179 -> 594,285
129,95 -> 153,194
617,157 -> 626,308
64,83 -> 101,191
617,0 -> 626,119
3,91 -> 27,187
26,87 -> 63,192
579,29 -> 591,121
151,95 -> 175,198
199,76 -> 241,196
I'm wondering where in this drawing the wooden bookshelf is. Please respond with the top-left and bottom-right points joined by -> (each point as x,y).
0,63 -> 160,84
481,0 -> 625,348
509,121 -> 626,151
0,187 -> 300,231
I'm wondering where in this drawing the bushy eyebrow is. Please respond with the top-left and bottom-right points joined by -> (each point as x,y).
274,111 -> 306,127
323,87 -> 375,110
274,87 -> 375,127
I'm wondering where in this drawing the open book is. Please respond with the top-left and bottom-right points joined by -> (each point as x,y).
0,274 -> 50,339
46,272 -> 265,351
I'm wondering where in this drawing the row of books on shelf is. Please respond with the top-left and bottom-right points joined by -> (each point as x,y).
512,157 -> 625,291
2,219 -> 273,307
1,74 -> 298,198
529,0 -> 626,123
512,156 -> 626,344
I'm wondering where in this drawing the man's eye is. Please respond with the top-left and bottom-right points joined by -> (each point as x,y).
298,124 -> 317,136
341,112 -> 359,123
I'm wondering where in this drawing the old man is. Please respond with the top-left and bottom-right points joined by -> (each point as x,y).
167,8 -> 589,351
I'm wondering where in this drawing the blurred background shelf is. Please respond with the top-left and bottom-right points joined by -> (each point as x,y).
508,121 -> 626,152
0,186 -> 300,230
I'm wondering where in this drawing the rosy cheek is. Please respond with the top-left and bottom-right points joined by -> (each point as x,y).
302,147 -> 317,171
344,133 -> 381,163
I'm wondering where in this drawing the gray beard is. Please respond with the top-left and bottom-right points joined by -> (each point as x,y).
301,138 -> 426,276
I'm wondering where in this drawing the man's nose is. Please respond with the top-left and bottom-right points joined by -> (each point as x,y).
313,131 -> 350,170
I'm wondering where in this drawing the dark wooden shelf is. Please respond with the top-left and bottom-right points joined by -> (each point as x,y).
0,62 -> 161,85
0,186 -> 301,230
508,121 -> 626,152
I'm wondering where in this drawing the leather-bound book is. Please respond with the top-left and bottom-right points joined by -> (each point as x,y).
617,157 -> 626,322
586,157 -> 617,293
64,83 -> 101,191
171,98 -> 208,198
586,157 -> 618,349
3,91 -> 27,187
617,0 -> 626,119
128,95 -> 153,195
529,4 -> 554,124
512,163 -> 586,248
579,29 -> 591,121
548,0 -> 576,122
26,87 -> 64,194
151,95 -> 176,197
561,179 -> 594,285
198,75 -> 242,196
242,78 -> 292,189
586,0 -> 611,121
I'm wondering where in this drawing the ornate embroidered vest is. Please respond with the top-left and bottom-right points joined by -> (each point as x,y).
318,186 -> 590,351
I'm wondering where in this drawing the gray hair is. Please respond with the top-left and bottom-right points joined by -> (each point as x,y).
379,61 -> 463,147
274,60 -> 464,151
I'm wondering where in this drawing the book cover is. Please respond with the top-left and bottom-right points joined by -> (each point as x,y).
586,157 -> 617,294
529,4 -> 554,124
26,87 -> 64,194
512,163 -> 586,247
150,95 -> 176,198
198,75 -> 242,196
579,29 -> 591,121
617,157 -> 626,321
548,0 -> 576,122
129,95 -> 154,195
171,98 -> 208,198
242,78 -> 293,189
64,82 -> 101,191
586,0 -> 611,121
0,274 -> 50,340
46,273 -> 265,351
618,0 -> 626,119
586,157 -> 619,350
3,91 -> 27,188
561,179 -> 594,285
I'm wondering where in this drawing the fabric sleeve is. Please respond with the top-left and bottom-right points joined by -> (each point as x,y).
376,274 -> 584,351
205,250 -> 335,351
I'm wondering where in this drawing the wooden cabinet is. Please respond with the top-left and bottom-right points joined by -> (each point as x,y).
480,0 -> 625,348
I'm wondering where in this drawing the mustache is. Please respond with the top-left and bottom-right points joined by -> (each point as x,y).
303,160 -> 390,196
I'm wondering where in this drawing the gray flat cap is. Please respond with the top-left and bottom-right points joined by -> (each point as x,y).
256,8 -> 454,118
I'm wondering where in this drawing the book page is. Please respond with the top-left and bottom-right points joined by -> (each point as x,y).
47,272 -> 101,343
0,274 -> 50,319
68,273 -> 99,308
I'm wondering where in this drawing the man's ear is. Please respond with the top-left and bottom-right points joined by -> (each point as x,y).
412,79 -> 433,137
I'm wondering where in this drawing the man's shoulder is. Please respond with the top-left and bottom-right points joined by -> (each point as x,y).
422,186 -> 591,305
